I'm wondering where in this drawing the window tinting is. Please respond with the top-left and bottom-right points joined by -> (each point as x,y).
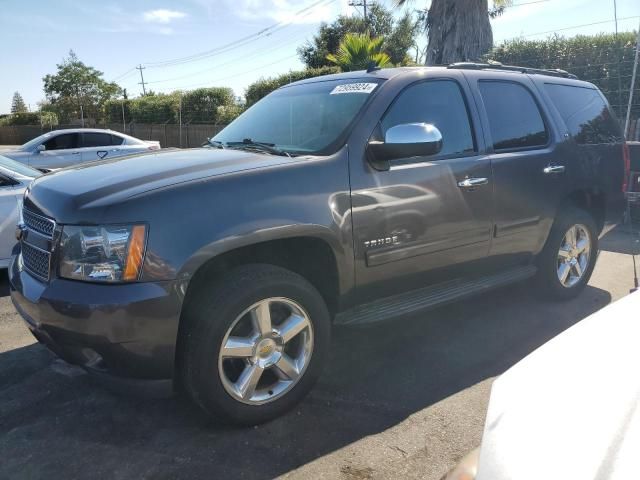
43,133 -> 78,150
110,134 -> 124,146
479,81 -> 548,150
82,133 -> 113,148
381,80 -> 475,157
544,84 -> 623,144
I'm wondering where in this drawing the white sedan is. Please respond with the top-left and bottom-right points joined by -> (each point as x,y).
2,129 -> 160,171
444,290 -> 640,480
0,155 -> 41,269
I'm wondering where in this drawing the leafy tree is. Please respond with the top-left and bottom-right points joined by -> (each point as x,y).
298,2 -> 418,68
395,0 -> 512,65
327,34 -> 391,71
11,92 -> 28,113
385,12 -> 419,64
42,50 -> 121,122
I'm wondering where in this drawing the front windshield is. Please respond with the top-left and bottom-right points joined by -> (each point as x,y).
213,79 -> 382,155
21,132 -> 54,151
0,155 -> 41,178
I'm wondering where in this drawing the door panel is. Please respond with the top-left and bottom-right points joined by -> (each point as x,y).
33,132 -> 81,169
470,75 -> 568,262
0,183 -> 18,262
350,78 -> 494,298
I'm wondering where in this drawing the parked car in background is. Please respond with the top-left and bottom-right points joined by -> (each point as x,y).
0,155 -> 40,268
2,129 -> 160,171
443,291 -> 640,480
10,64 -> 627,425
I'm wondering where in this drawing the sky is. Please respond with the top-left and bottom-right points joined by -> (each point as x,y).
0,0 -> 638,112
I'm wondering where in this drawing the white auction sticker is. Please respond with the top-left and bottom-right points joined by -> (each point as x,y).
330,83 -> 377,95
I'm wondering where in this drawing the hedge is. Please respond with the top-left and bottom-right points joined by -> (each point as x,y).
486,32 -> 639,117
245,66 -> 341,107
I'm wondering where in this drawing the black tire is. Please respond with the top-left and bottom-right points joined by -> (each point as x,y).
180,264 -> 331,425
534,206 -> 598,300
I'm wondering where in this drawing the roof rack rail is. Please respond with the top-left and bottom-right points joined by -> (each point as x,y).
447,62 -> 577,79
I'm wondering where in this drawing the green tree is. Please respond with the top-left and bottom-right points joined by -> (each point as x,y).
298,2 -> 418,68
326,33 -> 391,71
396,0 -> 512,65
10,92 -> 28,113
42,50 -> 121,122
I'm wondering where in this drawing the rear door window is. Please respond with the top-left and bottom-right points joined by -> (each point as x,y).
43,133 -> 79,150
478,81 -> 549,151
381,79 -> 476,157
81,132 -> 113,148
110,134 -> 125,146
544,83 -> 623,144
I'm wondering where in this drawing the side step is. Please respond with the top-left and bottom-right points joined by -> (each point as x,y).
334,265 -> 537,326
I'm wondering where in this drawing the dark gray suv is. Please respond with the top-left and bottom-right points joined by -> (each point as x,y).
10,64 -> 627,424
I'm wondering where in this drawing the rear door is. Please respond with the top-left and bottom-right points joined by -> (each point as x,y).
35,132 -> 81,169
467,73 -> 568,263
80,132 -> 121,162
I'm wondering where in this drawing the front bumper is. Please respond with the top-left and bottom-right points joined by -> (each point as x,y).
9,255 -> 184,390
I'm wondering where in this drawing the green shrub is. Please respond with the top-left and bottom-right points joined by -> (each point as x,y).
245,66 -> 341,107
486,32 -> 639,116
0,112 -> 59,126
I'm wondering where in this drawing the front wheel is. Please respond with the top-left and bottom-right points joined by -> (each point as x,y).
180,264 -> 331,425
534,206 -> 598,300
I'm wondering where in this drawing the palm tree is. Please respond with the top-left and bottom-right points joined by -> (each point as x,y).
326,33 -> 391,71
396,0 -> 512,65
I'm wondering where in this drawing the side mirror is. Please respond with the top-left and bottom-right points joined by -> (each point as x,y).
367,123 -> 443,170
35,145 -> 45,153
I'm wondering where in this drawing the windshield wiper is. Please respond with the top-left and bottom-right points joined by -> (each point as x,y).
226,138 -> 291,157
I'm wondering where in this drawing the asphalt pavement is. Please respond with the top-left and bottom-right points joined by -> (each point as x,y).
0,225 -> 637,480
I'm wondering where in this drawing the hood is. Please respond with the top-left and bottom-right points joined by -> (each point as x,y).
25,148 -> 302,221
1,150 -> 29,160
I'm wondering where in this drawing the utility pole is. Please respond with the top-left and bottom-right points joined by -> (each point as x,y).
349,0 -> 369,28
136,64 -> 147,96
624,22 -> 640,138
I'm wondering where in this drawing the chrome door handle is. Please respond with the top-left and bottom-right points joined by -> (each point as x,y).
458,177 -> 489,189
71,152 -> 80,155
543,165 -> 565,174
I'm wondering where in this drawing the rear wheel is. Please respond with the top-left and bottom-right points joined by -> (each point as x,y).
181,264 -> 330,425
534,206 -> 598,300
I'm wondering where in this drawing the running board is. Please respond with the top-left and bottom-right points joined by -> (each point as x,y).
335,265 -> 537,326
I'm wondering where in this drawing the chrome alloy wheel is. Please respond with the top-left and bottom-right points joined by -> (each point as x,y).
218,297 -> 314,405
557,224 -> 591,288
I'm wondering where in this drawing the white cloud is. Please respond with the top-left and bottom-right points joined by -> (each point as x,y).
143,9 -> 187,24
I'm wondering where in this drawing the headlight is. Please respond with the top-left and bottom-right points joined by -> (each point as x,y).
59,224 -> 147,283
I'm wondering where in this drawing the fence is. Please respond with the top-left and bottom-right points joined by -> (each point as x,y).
0,122 -> 227,148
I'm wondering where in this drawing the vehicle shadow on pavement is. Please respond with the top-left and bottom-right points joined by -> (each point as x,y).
0,281 -> 611,479
600,223 -> 640,255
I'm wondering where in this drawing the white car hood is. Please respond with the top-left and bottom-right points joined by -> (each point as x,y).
1,150 -> 29,160
477,291 -> 640,480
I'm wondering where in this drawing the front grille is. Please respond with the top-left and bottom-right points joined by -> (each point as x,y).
21,242 -> 51,281
23,209 -> 55,237
21,208 -> 56,282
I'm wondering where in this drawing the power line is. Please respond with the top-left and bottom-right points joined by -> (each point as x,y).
142,0 -> 336,69
144,28 -> 315,85
523,15 -> 640,37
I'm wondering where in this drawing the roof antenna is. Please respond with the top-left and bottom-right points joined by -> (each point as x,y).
367,62 -> 381,73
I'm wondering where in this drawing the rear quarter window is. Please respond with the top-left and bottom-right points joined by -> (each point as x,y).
544,83 -> 623,145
